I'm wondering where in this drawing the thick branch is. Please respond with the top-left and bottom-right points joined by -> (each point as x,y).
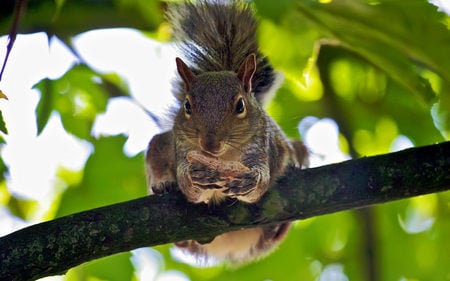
1,141 -> 449,281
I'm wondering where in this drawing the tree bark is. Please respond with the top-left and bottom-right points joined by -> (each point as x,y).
1,141 -> 449,281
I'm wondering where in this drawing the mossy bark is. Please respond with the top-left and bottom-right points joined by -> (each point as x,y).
1,141 -> 449,281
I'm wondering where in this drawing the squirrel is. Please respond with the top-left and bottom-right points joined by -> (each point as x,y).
145,0 -> 308,263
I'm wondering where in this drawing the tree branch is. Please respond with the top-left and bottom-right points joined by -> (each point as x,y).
1,141 -> 449,281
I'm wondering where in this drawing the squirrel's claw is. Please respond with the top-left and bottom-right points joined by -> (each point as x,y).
225,170 -> 259,193
151,181 -> 178,195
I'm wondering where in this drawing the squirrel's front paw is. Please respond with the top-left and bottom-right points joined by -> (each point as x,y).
186,151 -> 250,190
151,181 -> 178,195
225,170 -> 269,203
188,162 -> 227,189
225,170 -> 260,195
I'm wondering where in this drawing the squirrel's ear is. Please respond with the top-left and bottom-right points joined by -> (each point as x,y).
237,53 -> 257,93
176,57 -> 195,91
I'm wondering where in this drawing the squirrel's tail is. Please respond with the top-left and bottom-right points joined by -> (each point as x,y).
168,0 -> 275,101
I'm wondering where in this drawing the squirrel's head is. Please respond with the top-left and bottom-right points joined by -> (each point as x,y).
174,54 -> 263,157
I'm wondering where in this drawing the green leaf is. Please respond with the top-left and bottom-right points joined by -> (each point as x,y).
55,135 -> 146,217
258,8 -> 321,77
34,64 -> 110,139
259,0 -> 448,146
0,0 -> 163,38
65,252 -> 134,281
35,79 -> 53,135
0,89 -> 8,100
101,72 -> 131,98
0,110 -> 7,134
254,0 -> 295,23
6,196 -> 38,220
0,155 -> 7,183
294,0 -> 450,104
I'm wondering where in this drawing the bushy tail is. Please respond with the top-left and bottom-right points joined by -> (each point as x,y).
168,0 -> 275,100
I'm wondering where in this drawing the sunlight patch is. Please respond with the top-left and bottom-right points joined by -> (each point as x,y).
92,97 -> 160,156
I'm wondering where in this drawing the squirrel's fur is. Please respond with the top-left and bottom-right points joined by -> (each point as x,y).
168,1 -> 275,103
145,0 -> 308,263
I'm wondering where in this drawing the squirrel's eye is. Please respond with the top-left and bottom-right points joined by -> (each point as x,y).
184,99 -> 192,116
235,97 -> 246,118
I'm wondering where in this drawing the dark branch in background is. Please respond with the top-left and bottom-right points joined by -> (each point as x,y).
317,44 -> 378,281
1,141 -> 449,281
0,0 -> 26,82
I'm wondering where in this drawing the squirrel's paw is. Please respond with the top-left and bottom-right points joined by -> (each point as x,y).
151,181 -> 178,195
188,162 -> 229,189
225,170 -> 271,203
225,170 -> 260,195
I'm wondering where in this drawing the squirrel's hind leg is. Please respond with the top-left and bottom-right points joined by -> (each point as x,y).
174,223 -> 291,263
145,130 -> 177,194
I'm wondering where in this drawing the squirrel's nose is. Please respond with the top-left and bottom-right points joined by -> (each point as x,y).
200,134 -> 223,156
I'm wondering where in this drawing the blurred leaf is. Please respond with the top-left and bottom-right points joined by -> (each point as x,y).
258,11 -> 321,77
267,83 -> 322,138
0,181 -> 10,205
0,110 -> 7,134
254,0 -> 295,23
259,0 -> 450,105
35,79 -> 52,135
66,252 -> 134,281
0,90 -> 8,100
377,193 -> 450,280
0,156 -> 7,185
431,85 -> 450,139
7,196 -> 38,220
0,0 -> 163,38
293,0 -> 450,104
259,0 -> 449,145
34,64 -> 110,139
55,135 -> 146,217
318,47 -> 444,147
101,72 -> 131,98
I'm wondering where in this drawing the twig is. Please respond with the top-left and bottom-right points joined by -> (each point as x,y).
0,0 -> 26,82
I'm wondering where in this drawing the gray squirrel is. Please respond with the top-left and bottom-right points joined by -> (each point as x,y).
145,0 -> 308,263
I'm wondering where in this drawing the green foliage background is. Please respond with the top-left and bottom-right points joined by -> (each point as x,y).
0,0 -> 449,280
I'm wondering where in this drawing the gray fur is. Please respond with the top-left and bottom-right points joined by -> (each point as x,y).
168,0 -> 275,103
